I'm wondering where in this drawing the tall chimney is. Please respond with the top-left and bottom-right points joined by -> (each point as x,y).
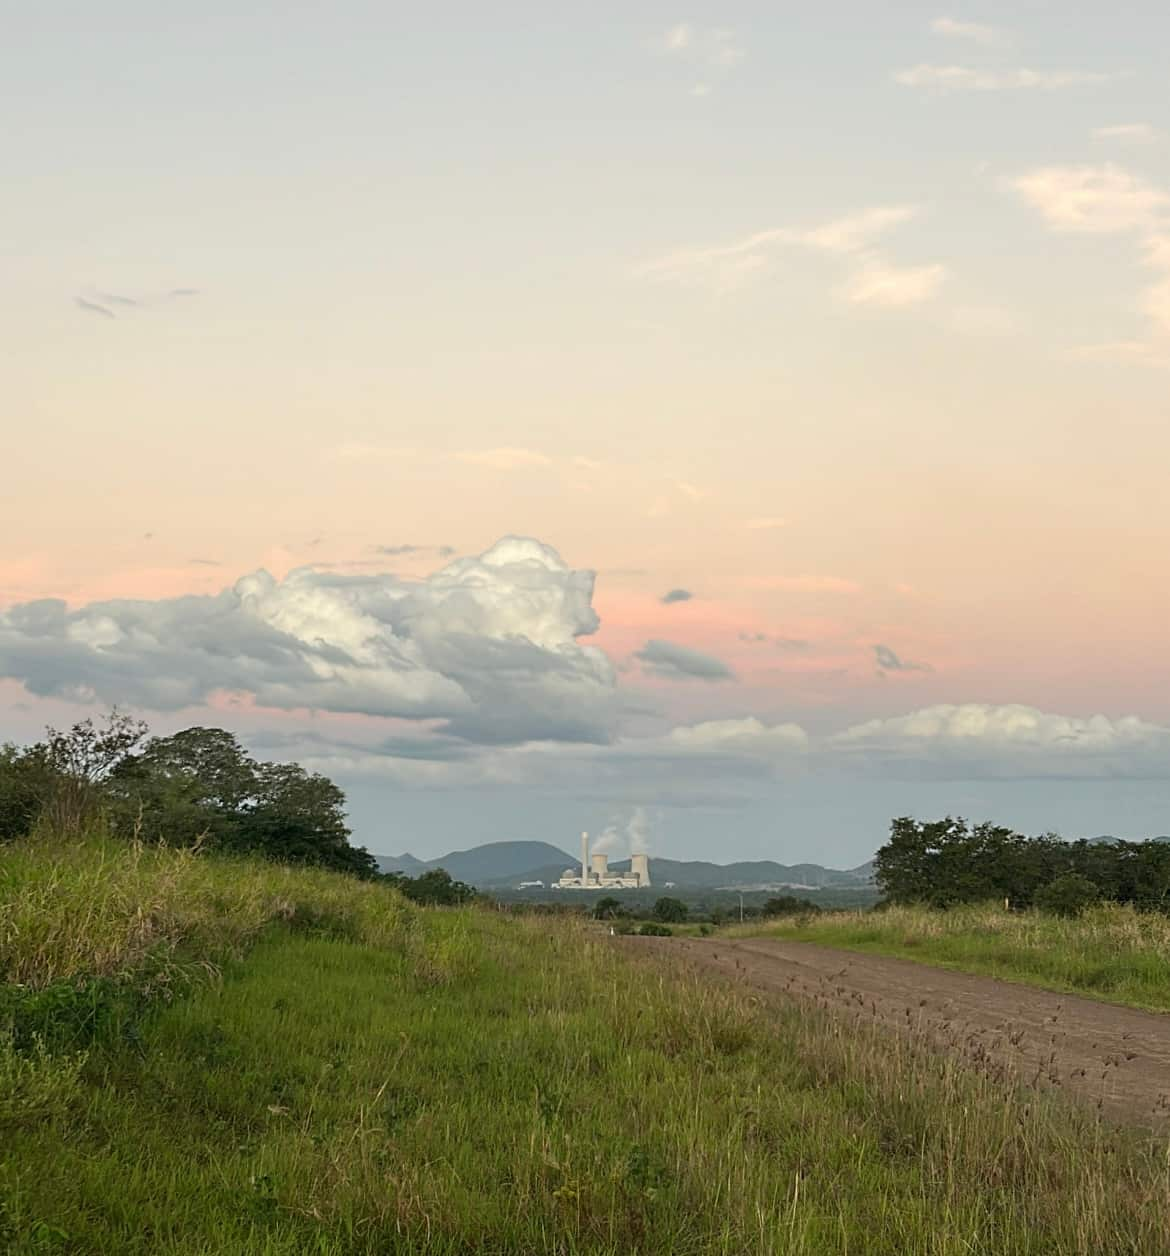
581,831 -> 589,885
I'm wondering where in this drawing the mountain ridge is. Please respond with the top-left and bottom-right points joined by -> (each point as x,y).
375,842 -> 874,889
375,840 -> 575,882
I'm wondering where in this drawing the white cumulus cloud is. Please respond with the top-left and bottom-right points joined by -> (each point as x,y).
0,537 -> 617,745
664,717 -> 808,755
830,703 -> 1170,778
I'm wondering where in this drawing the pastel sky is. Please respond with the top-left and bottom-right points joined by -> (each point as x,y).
4,3 -> 1170,863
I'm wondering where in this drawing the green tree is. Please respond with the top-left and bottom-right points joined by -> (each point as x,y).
41,711 -> 148,833
234,761 -> 376,877
592,896 -> 624,920
113,724 -> 377,877
653,896 -> 687,923
0,743 -> 54,842
874,816 -> 964,906
110,726 -> 258,847
387,867 -> 476,905
1035,872 -> 1100,918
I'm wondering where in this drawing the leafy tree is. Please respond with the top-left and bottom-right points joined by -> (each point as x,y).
875,817 -> 1065,909
387,867 -> 476,905
874,816 -> 1170,913
1035,872 -> 1100,918
0,743 -> 54,842
110,727 -> 258,847
41,711 -> 148,833
653,896 -> 687,923
240,760 -> 374,876
111,726 -> 377,876
592,896 -> 624,920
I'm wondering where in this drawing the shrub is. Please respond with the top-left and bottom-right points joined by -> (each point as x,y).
762,896 -> 821,918
653,897 -> 688,923
1035,872 -> 1100,918
638,922 -> 673,937
591,896 -> 624,920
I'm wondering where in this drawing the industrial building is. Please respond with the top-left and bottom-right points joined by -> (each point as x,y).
553,832 -> 650,890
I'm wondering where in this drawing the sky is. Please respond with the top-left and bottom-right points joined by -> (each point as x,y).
3,2 -> 1170,865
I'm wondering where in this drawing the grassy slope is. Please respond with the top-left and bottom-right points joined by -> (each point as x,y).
735,903 -> 1170,1011
3,838 -> 1170,1254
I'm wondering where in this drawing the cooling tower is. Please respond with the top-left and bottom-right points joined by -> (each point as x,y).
581,832 -> 589,884
590,853 -> 609,878
631,852 -> 650,887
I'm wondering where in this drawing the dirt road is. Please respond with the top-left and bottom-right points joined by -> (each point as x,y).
639,936 -> 1170,1128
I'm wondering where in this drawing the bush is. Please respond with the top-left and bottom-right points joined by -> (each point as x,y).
384,868 -> 476,906
638,922 -> 673,937
591,896 -> 624,920
1035,872 -> 1100,918
762,896 -> 821,918
653,897 -> 688,923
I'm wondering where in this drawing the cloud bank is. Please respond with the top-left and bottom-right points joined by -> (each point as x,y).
0,537 -> 616,745
5,536 -> 1168,791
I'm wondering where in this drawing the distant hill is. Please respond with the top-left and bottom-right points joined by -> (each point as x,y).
373,841 -> 876,890
478,855 -> 875,891
374,852 -> 430,876
375,840 -> 576,883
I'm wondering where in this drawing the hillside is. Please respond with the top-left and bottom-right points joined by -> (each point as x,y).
475,854 -> 875,890
3,831 -> 1166,1253
375,839 -> 575,882
377,841 -> 874,890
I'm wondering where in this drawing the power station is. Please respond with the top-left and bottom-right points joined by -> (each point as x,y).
552,832 -> 650,890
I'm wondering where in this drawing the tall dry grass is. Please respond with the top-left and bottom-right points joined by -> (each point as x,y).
0,829 -> 415,993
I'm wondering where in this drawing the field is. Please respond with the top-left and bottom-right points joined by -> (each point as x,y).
736,902 -> 1170,1011
3,836 -> 1170,1254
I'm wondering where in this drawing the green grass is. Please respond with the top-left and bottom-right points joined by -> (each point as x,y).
3,836 -> 1170,1253
736,902 -> 1170,1011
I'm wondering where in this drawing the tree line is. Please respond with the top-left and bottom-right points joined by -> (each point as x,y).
0,710 -> 484,903
875,816 -> 1170,914
0,710 -> 382,876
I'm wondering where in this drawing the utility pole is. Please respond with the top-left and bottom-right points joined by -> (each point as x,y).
738,892 -> 744,924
